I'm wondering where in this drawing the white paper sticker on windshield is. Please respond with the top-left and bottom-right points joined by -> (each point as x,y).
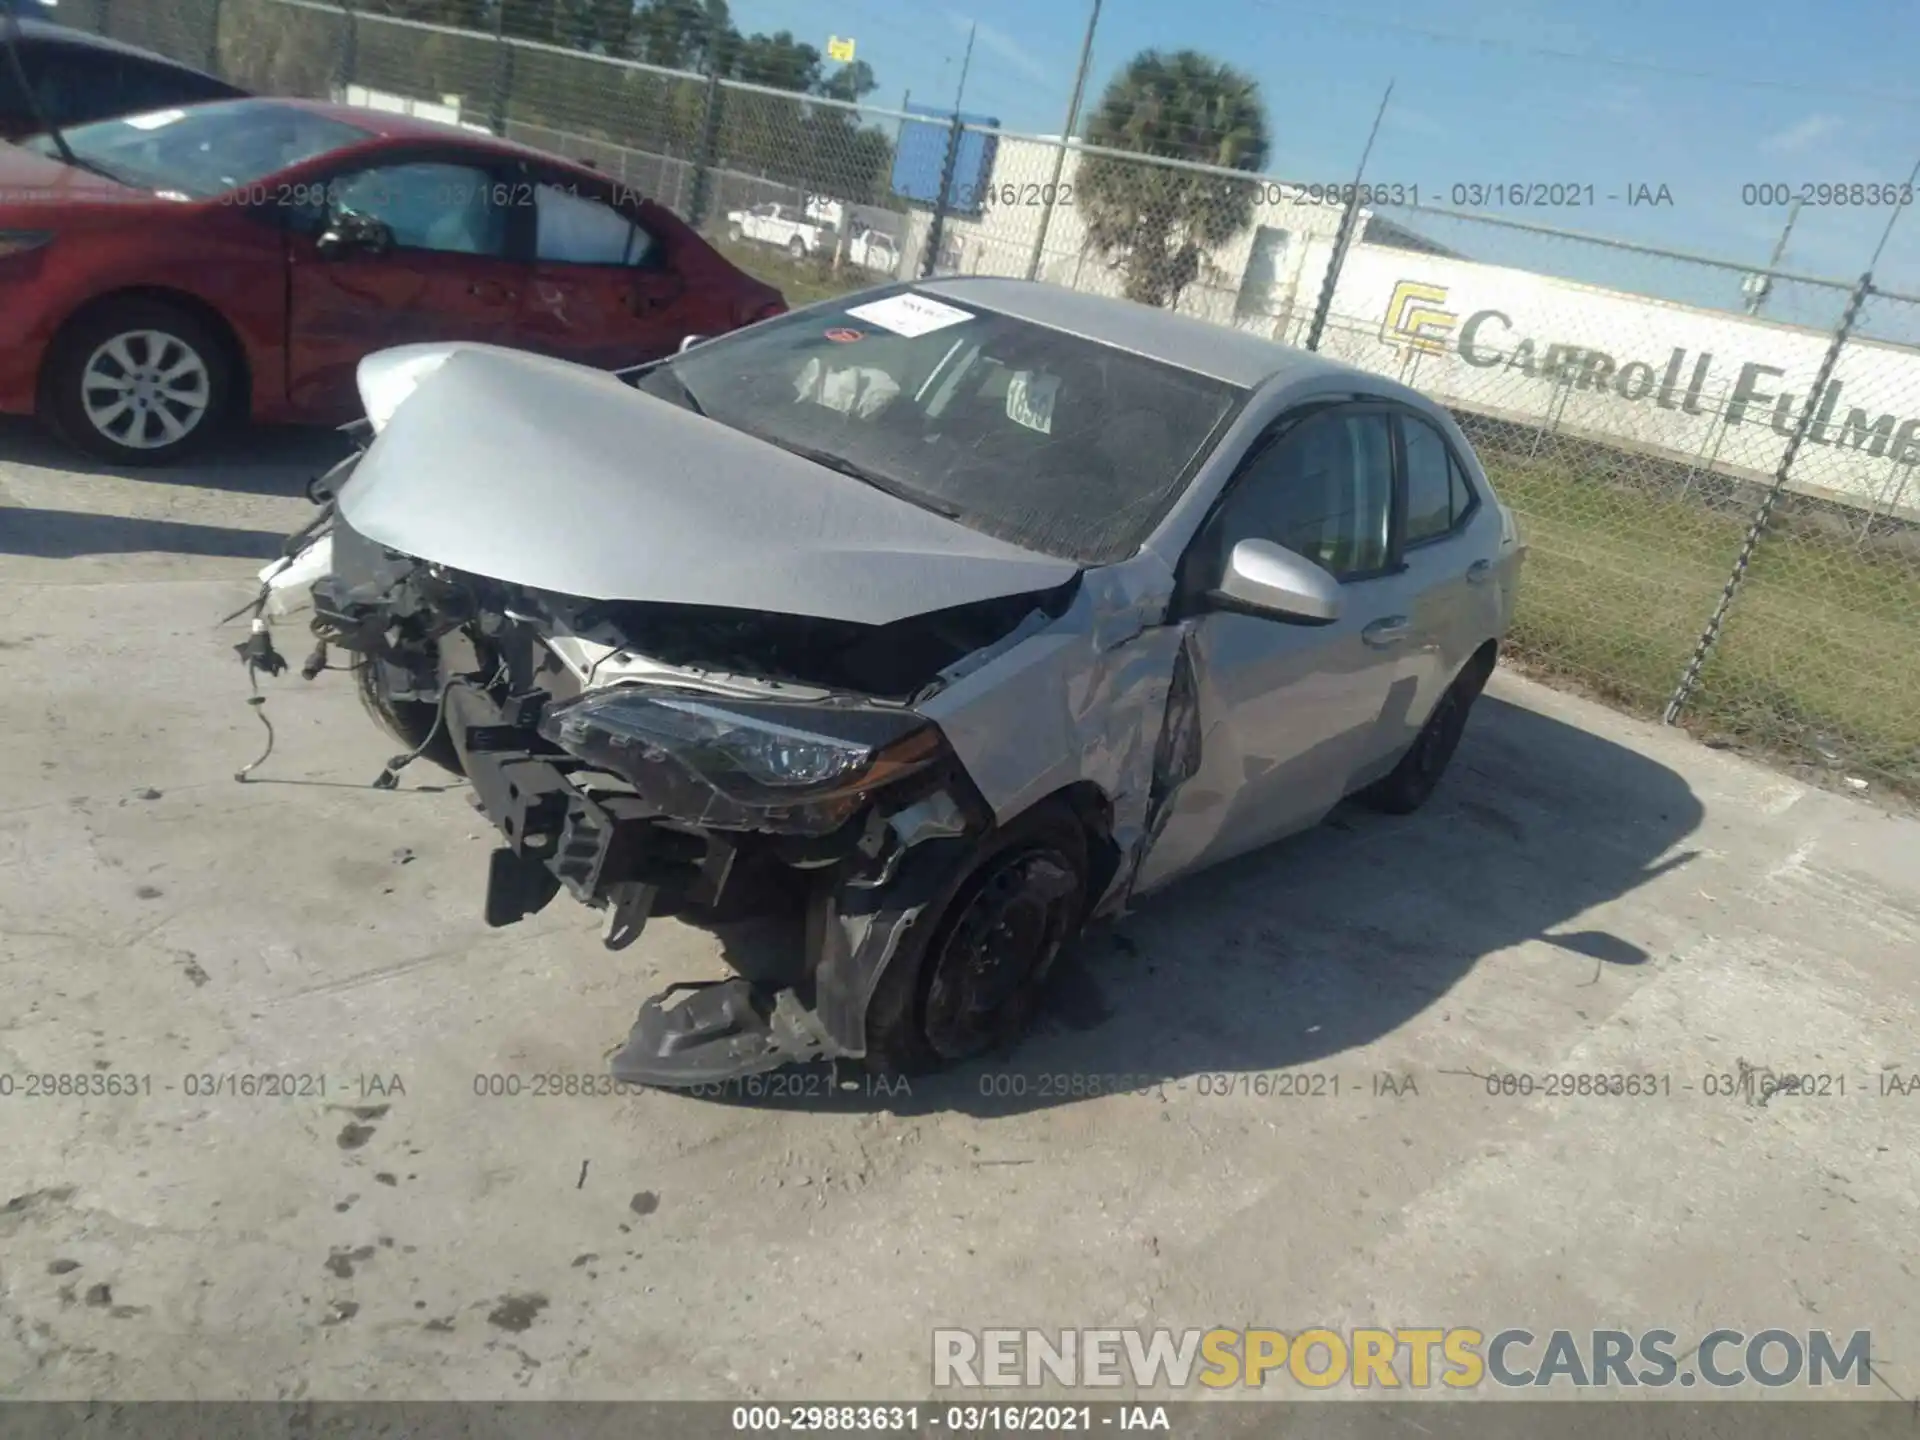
1005,370 -> 1058,434
123,108 -> 187,130
844,293 -> 973,338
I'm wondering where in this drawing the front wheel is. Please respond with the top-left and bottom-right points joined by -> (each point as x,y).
863,802 -> 1090,1076
727,223 -> 744,243
354,655 -> 466,778
787,236 -> 808,261
43,299 -> 234,466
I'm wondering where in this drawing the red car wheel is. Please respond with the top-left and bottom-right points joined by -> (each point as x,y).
44,298 -> 236,467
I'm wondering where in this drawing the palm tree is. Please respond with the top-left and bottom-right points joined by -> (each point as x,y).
1076,50 -> 1270,308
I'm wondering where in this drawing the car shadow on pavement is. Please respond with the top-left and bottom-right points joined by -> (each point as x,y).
685,690 -> 1705,1117
0,416 -> 349,498
0,505 -> 290,560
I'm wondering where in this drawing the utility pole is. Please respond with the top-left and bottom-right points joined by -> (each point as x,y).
921,25 -> 975,280
1745,199 -> 1802,316
952,22 -> 975,114
1304,79 -> 1393,353
1023,0 -> 1101,282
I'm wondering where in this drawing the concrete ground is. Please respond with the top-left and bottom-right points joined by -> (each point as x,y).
2,416 -> 1918,1404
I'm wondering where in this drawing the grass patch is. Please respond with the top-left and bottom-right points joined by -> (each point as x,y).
1475,432 -> 1920,794
706,235 -> 883,309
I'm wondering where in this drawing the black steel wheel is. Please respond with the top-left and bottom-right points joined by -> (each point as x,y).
1361,650 -> 1493,815
354,653 -> 466,778
863,802 -> 1090,1075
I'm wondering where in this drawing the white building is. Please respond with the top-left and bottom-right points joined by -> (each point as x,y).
898,134 -> 1456,336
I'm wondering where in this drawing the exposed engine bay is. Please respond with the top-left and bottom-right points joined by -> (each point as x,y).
243,437 -> 1143,1090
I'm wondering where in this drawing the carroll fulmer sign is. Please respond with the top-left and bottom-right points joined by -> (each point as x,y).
1334,252 -> 1920,514
1382,276 -> 1920,462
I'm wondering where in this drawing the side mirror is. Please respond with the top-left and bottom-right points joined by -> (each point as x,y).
677,334 -> 709,353
316,209 -> 393,260
1209,538 -> 1342,624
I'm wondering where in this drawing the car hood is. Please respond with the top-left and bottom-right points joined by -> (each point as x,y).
335,345 -> 1083,628
0,143 -> 150,205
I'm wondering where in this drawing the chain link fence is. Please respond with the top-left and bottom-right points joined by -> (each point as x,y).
34,0 -> 1920,797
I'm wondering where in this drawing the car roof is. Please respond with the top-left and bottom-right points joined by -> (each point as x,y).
12,16 -> 236,80
918,275 -> 1372,390
252,97 -> 607,171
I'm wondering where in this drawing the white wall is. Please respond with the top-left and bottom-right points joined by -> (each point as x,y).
335,85 -> 492,135
927,139 -> 1349,334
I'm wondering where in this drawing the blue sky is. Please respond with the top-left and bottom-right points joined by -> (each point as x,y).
730,0 -> 1920,325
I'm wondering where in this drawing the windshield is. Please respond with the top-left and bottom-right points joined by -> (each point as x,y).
21,100 -> 372,199
637,289 -> 1246,565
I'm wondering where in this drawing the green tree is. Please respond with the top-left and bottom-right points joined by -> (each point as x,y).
629,0 -> 737,73
555,0 -> 635,55
817,59 -> 877,104
1076,49 -> 1270,307
730,30 -> 821,89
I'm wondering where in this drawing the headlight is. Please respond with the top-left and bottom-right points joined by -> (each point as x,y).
538,685 -> 946,835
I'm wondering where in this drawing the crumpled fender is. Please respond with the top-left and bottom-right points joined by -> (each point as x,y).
917,552 -> 1189,916
805,553 -> 1207,1059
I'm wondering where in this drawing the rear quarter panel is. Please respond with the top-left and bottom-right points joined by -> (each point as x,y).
628,196 -> 783,328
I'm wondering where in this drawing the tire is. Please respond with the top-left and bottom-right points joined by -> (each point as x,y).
787,236 -> 808,261
863,801 -> 1091,1076
354,655 -> 466,778
727,223 -> 744,243
1360,652 -> 1493,815
43,298 -> 235,466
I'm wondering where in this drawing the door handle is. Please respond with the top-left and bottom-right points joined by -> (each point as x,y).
1466,559 -> 1493,585
1362,617 -> 1410,648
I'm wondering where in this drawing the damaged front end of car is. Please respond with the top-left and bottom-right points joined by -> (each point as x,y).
315,525 -> 1108,1084
242,341 -> 1206,1090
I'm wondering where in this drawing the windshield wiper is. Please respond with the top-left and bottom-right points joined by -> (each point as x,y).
663,368 -> 706,417
54,152 -> 133,187
3,6 -> 76,168
631,364 -> 705,416
769,441 -> 961,519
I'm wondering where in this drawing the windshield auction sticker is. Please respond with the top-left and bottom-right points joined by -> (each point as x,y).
845,294 -> 974,338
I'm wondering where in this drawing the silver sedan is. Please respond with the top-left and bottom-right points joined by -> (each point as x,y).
254,276 -> 1525,1087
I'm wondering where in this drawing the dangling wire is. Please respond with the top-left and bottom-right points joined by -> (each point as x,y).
368,658 -> 500,790
233,618 -> 286,783
371,682 -> 451,790
222,482 -> 343,784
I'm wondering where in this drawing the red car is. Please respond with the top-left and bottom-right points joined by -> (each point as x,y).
0,96 -> 786,463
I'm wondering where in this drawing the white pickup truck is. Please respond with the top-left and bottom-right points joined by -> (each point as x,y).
724,202 -> 901,274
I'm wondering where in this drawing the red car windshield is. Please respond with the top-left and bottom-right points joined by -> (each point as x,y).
21,99 -> 372,199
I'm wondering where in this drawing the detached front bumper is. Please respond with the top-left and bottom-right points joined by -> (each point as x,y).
443,682 -> 843,1087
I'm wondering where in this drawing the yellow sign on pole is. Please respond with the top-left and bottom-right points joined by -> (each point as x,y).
826,35 -> 856,62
